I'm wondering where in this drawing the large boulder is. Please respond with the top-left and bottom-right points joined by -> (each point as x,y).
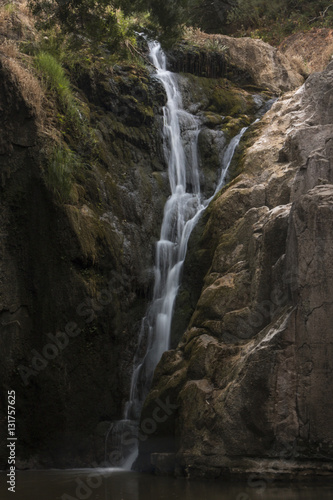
169,34 -> 304,93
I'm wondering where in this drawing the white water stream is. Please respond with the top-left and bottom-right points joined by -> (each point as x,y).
107,41 -> 247,469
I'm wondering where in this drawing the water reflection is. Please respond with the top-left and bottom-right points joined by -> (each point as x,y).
0,469 -> 333,500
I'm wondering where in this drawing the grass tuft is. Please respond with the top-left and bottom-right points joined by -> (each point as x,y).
1,50 -> 45,120
45,145 -> 77,203
34,51 -> 87,133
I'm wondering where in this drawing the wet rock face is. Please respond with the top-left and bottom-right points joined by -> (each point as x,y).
137,61 -> 333,477
0,59 -> 168,468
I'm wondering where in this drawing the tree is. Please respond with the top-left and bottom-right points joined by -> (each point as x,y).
30,0 -> 119,46
185,0 -> 237,33
29,0 -> 191,48
226,0 -> 333,30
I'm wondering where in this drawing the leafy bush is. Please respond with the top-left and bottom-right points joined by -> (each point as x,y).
29,0 -> 119,46
181,0 -> 333,43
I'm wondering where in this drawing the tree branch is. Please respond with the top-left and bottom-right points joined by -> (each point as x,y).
309,3 -> 333,23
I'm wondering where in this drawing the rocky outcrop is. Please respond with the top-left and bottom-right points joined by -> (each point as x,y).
168,34 -> 304,93
137,61 -> 333,478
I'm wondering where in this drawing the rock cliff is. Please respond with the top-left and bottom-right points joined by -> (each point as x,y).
1,13 -> 331,475
0,55 -> 168,468
137,60 -> 333,478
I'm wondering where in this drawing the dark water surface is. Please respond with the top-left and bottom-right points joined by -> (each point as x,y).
1,469 -> 333,500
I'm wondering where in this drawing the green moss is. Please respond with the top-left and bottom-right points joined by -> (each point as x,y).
209,87 -> 242,115
152,172 -> 165,190
137,103 -> 154,119
201,111 -> 224,128
221,114 -> 252,139
180,73 -> 259,123
226,119 -> 266,181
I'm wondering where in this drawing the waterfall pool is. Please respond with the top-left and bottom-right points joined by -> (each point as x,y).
1,469 -> 332,500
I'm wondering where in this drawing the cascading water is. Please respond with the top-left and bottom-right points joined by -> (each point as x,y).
124,41 -> 204,419
106,41 -> 247,470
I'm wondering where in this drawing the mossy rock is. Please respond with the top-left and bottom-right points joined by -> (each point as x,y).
221,114 -> 252,139
200,111 -> 224,128
226,119 -> 266,182
176,73 -> 263,134
208,86 -> 245,115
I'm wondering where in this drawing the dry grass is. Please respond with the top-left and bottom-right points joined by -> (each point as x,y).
279,28 -> 333,74
1,53 -> 44,117
183,27 -> 228,52
0,1 -> 60,138
1,50 -> 63,144
288,54 -> 310,78
0,0 -> 36,41
7,57 -> 62,142
0,0 -> 43,119
0,38 -> 18,57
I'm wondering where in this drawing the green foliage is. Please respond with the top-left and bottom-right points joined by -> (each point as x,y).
114,9 -> 137,46
184,0 -> 236,34
4,2 -> 16,14
35,52 -> 72,104
179,0 -> 333,43
29,3 -> 147,66
226,0 -> 333,42
143,0 -> 190,45
29,0 -> 191,50
227,0 -> 287,27
34,51 -> 87,133
29,0 -> 119,46
45,146 -> 76,202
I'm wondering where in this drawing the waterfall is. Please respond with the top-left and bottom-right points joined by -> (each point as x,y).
106,41 -> 247,470
213,126 -> 247,196
124,41 -> 204,420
